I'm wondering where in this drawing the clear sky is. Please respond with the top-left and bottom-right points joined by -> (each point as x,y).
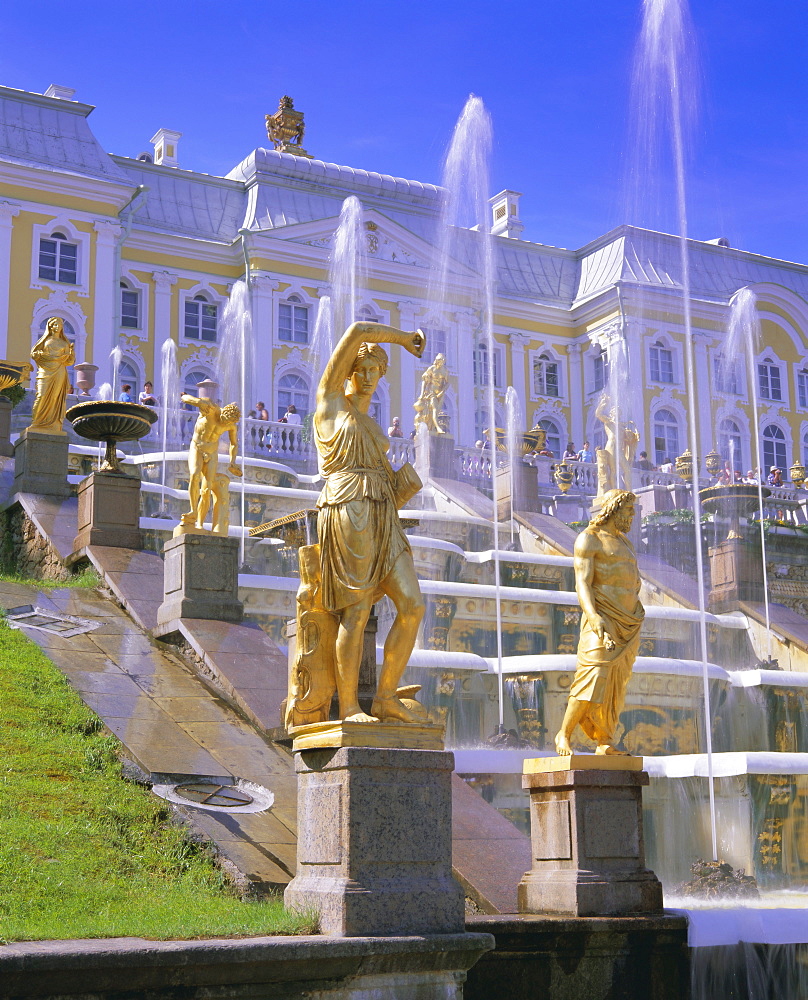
1,1 -> 805,263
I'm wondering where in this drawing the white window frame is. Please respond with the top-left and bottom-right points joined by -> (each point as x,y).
761,421 -> 789,472
179,283 -> 226,348
529,347 -> 563,401
796,367 -> 808,410
713,351 -> 744,397
473,341 -> 505,389
649,339 -> 676,385
275,369 -> 311,421
30,218 -> 90,297
278,294 -> 311,346
652,407 -> 681,466
758,356 -> 784,403
118,270 -> 150,341
275,285 -> 318,348
588,344 -> 608,396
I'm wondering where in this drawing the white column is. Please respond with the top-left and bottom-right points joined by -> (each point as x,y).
0,202 -> 20,357
93,220 -> 123,378
693,331 -> 712,474
397,299 -> 419,433
455,308 -> 477,446
567,342 -> 584,446
508,332 -> 530,429
152,271 -> 178,394
250,273 -> 280,414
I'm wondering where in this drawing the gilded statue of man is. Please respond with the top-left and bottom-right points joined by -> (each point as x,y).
413,353 -> 449,434
178,395 -> 242,533
555,489 -> 644,756
595,394 -> 640,496
314,321 -> 426,724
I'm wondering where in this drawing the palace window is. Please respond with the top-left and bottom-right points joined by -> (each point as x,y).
38,232 -> 78,284
798,369 -> 808,409
184,294 -> 218,342
649,341 -> 674,384
183,368 -> 212,408
803,431 -> 808,468
758,358 -> 783,401
277,372 -> 309,420
592,346 -> 608,393
714,354 -> 741,395
279,296 -> 309,344
473,342 -> 503,388
762,424 -> 787,472
421,327 -> 448,365
120,281 -> 140,329
533,352 -> 560,398
719,418 -> 743,471
538,418 -> 562,458
653,408 -> 680,467
118,360 -> 139,402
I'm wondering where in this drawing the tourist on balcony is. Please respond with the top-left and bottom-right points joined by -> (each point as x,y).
138,381 -> 157,406
635,451 -> 654,471
280,403 -> 301,425
659,457 -> 674,473
744,470 -> 759,485
253,401 -> 269,421
768,466 -> 783,487
576,440 -> 594,463
563,442 -> 577,461
388,416 -> 404,438
119,383 -> 133,403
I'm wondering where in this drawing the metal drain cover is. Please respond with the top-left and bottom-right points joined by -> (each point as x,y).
4,604 -> 100,637
175,782 -> 254,808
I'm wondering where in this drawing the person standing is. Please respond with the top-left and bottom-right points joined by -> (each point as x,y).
139,381 -> 157,406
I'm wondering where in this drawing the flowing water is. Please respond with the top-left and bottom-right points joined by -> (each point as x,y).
159,337 -> 180,514
329,196 -> 366,343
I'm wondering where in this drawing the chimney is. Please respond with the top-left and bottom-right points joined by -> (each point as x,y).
44,84 -> 76,101
490,190 -> 525,239
150,128 -> 182,168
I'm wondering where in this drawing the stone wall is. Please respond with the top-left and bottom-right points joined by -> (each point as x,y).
0,504 -> 71,581
760,532 -> 808,618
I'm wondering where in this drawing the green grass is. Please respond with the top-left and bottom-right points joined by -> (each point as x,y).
0,568 -> 101,591
0,618 -> 316,942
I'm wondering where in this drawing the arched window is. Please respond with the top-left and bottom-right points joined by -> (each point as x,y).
762,424 -> 787,472
279,294 -> 309,344
653,409 -> 679,466
277,372 -> 309,420
538,418 -> 561,458
38,231 -> 78,284
533,353 -> 560,398
184,294 -> 218,342
120,280 -> 140,329
719,418 -> 743,471
118,360 -> 139,402
183,368 -> 213,408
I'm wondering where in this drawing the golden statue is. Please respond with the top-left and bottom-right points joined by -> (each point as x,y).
554,490 -> 645,756
413,353 -> 449,434
30,317 -> 75,434
176,395 -> 242,536
286,322 -> 427,728
595,394 -> 640,496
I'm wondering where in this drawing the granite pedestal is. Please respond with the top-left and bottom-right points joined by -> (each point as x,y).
496,463 -> 540,519
74,471 -> 142,551
416,432 -> 456,480
13,426 -> 70,497
518,757 -> 663,917
157,532 -> 243,625
0,397 -> 12,457
285,746 -> 464,936
708,536 -> 764,612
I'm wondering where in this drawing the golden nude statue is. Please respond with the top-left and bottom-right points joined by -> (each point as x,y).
555,490 -> 645,756
286,322 -> 427,728
176,395 -> 242,536
595,394 -> 640,497
30,317 -> 75,434
413,353 -> 449,434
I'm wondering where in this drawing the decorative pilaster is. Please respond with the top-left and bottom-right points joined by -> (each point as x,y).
0,202 -> 21,357
508,331 -> 531,424
693,330 -> 712,474
93,220 -> 123,378
250,273 -> 281,416
568,343 -> 584,446
397,299 -> 419,431
455,308 -> 477,446
152,271 -> 178,385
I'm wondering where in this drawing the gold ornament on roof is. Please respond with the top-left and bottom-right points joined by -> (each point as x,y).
265,96 -> 313,159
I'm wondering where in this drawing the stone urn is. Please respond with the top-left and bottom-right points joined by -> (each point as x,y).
73,363 -> 99,397
675,448 -> 694,481
521,423 -> 548,457
705,449 -> 722,479
483,426 -> 507,453
66,400 -> 157,474
790,459 -> 806,490
700,483 -> 771,541
0,360 -> 33,394
554,461 -> 573,494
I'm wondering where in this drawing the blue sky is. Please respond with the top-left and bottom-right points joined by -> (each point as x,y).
2,1 -> 805,263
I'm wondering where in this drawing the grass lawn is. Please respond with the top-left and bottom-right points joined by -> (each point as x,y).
0,568 -> 101,590
0,616 -> 316,942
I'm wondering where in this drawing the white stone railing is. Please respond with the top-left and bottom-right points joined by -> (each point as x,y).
456,445 -> 494,483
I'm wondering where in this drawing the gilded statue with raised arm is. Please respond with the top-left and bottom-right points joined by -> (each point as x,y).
286,322 -> 427,728
176,395 -> 242,536
30,317 -> 75,434
413,353 -> 449,435
595,393 -> 640,496
555,490 -> 644,756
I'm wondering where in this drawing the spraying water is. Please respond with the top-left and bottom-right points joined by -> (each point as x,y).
217,280 -> 254,564
330,197 -> 367,340
505,386 -> 522,541
96,381 -> 112,470
160,337 -> 181,514
109,346 -> 122,400
431,95 -> 506,730
726,287 -> 773,659
632,0 -> 717,859
308,294 -> 334,415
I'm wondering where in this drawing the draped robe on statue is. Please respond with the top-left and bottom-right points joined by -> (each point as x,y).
31,335 -> 74,433
316,399 -> 409,612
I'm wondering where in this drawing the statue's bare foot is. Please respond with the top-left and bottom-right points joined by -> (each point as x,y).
371,696 -> 419,724
343,710 -> 379,724
555,732 -> 573,756
595,744 -> 630,756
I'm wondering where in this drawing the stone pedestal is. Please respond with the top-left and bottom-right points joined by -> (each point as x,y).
157,533 -> 243,625
0,397 -> 12,457
708,536 -> 763,612
13,426 -> 71,497
551,494 -> 585,523
518,757 -> 663,917
416,432 -> 456,480
285,746 -> 464,936
496,463 -> 540,519
73,472 -> 142,551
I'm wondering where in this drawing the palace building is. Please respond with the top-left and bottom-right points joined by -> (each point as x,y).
2,81 -> 808,477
